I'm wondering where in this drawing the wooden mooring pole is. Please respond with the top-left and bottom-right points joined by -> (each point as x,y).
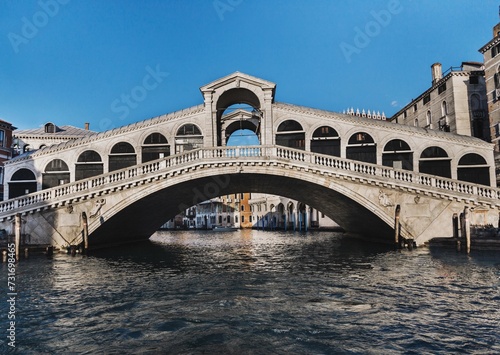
394,205 -> 401,246
464,207 -> 471,254
82,212 -> 89,254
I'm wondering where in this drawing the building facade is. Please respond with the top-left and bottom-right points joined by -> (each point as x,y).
479,21 -> 500,182
0,119 -> 16,200
390,62 -> 490,142
249,193 -> 340,231
13,122 -> 95,155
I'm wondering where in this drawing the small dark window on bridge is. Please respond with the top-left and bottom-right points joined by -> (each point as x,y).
144,133 -> 168,144
311,126 -> 340,156
9,168 -> 37,198
111,142 -> 135,154
419,146 -> 451,178
469,76 -> 479,85
420,146 -> 448,159
43,159 -> 70,189
383,139 -> 413,170
76,150 -> 103,180
11,168 -> 36,181
276,120 -> 305,150
109,142 -> 137,172
177,124 -> 201,136
277,120 -> 303,132
346,132 -> 376,164
142,133 -> 170,163
457,153 -> 490,186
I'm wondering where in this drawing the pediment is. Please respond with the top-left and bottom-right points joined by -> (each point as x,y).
200,72 -> 276,93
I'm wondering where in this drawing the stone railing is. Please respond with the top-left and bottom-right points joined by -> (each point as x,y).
1,145 -> 499,217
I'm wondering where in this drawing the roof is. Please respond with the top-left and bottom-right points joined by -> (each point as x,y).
14,125 -> 96,138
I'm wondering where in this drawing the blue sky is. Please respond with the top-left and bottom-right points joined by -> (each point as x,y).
1,0 -> 499,131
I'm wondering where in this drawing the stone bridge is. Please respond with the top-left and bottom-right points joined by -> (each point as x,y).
2,72 -> 499,249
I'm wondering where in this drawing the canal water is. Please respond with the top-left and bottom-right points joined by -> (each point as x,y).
1,230 -> 499,354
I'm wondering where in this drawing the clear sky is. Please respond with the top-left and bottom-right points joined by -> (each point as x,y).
1,0 -> 499,131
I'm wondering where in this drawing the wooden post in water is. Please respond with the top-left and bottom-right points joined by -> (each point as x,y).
453,213 -> 461,252
464,207 -> 471,254
394,205 -> 401,246
15,213 -> 21,262
452,213 -> 459,239
82,212 -> 89,253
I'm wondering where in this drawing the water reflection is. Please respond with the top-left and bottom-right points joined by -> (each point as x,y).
0,230 -> 499,354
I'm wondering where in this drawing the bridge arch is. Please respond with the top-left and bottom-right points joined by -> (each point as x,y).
83,162 -> 401,249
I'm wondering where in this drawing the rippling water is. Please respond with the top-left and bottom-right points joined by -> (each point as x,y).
1,230 -> 500,354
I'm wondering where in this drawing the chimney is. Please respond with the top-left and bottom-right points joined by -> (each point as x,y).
431,63 -> 442,85
84,122 -> 90,130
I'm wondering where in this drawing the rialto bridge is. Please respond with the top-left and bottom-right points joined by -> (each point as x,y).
1,72 -> 500,250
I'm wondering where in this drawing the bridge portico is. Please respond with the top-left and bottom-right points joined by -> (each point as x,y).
2,72 -> 499,249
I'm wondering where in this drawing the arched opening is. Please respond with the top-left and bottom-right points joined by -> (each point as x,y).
470,94 -> 489,141
298,202 -> 307,230
346,132 -> 376,164
175,124 -> 203,154
311,126 -> 340,156
109,142 -> 137,172
216,88 -> 261,147
286,202 -> 294,230
277,203 -> 285,228
426,111 -> 432,129
382,139 -> 413,170
226,129 -> 260,146
276,120 -> 305,150
419,146 -> 451,178
457,153 -> 490,186
42,159 -> 70,189
76,150 -> 103,180
44,122 -> 58,133
9,168 -> 37,198
142,133 -> 170,162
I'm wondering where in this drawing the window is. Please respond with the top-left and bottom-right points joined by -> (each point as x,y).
438,83 -> 446,94
241,216 -> 245,223
426,111 -> 432,128
241,205 -> 245,211
441,101 -> 448,117
403,110 -> 407,119
44,122 -> 59,133
0,130 -> 4,147
413,104 -> 417,112
423,94 -> 430,105
469,76 -> 479,85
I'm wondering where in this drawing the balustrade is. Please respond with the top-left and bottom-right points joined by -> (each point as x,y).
0,145 -> 499,216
